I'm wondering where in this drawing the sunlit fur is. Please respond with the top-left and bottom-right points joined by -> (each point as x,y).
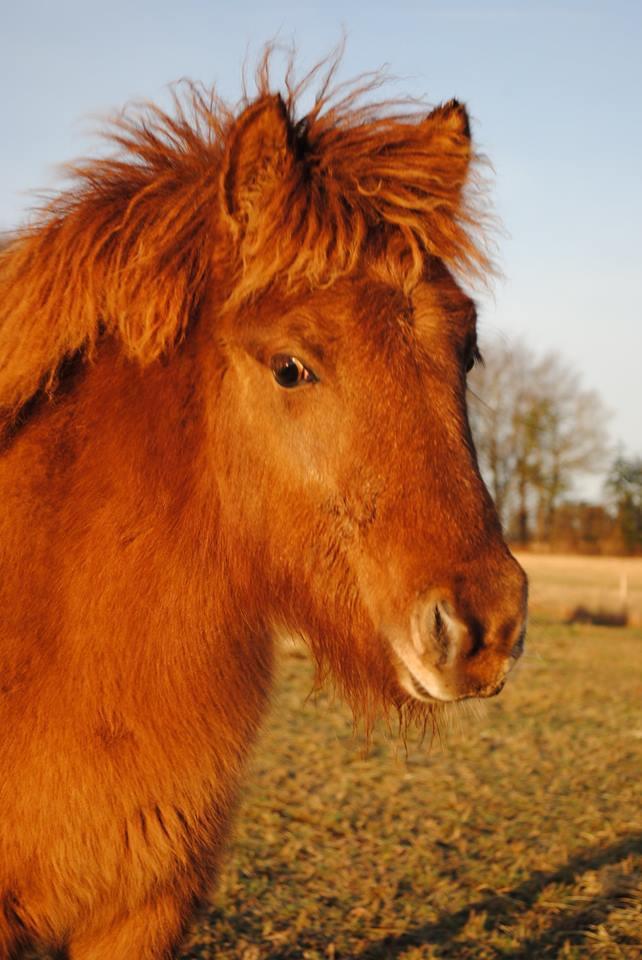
0,55 -> 521,960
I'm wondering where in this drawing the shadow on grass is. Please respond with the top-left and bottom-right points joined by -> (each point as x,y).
356,832 -> 642,959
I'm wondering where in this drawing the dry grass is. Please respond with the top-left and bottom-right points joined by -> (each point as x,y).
515,552 -> 642,625
176,616 -> 642,959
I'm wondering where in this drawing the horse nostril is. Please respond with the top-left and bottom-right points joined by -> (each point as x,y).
432,604 -> 449,652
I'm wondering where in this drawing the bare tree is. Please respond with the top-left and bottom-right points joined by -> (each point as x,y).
605,455 -> 642,553
468,336 -> 610,544
467,338 -> 529,530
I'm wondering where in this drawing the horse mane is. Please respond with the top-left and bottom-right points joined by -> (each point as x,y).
0,52 -> 493,422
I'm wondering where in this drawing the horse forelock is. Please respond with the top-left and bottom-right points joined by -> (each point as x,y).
0,50 -> 494,425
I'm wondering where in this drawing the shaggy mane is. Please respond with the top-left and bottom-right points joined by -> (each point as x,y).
0,52 -> 493,422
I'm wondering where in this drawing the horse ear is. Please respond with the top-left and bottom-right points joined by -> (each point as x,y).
422,99 -> 472,193
222,94 -> 294,225
427,99 -> 471,138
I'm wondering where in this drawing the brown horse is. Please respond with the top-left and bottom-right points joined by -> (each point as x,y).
0,58 -> 527,959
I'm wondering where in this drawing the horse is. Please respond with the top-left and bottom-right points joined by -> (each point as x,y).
0,56 -> 527,959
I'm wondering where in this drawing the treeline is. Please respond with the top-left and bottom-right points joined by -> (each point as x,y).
468,337 -> 641,555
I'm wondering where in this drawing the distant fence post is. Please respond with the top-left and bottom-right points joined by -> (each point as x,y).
619,572 -> 629,613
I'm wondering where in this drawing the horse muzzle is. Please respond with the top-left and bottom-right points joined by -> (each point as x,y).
388,570 -> 528,704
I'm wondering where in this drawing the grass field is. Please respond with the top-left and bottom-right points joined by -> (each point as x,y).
176,558 -> 642,959
515,552 -> 642,626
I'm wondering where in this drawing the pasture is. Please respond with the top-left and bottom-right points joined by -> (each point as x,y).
176,555 -> 642,959
515,552 -> 642,626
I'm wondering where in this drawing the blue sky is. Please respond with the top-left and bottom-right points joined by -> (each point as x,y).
2,1 -> 641,493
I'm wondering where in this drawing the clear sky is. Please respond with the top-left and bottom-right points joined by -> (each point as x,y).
2,1 -> 641,495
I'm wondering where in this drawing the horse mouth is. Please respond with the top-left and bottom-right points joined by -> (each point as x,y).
394,654 -> 454,703
402,660 -> 508,703
407,671 -> 441,702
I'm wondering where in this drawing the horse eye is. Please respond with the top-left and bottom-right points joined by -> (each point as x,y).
270,355 -> 317,388
465,345 -> 482,374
